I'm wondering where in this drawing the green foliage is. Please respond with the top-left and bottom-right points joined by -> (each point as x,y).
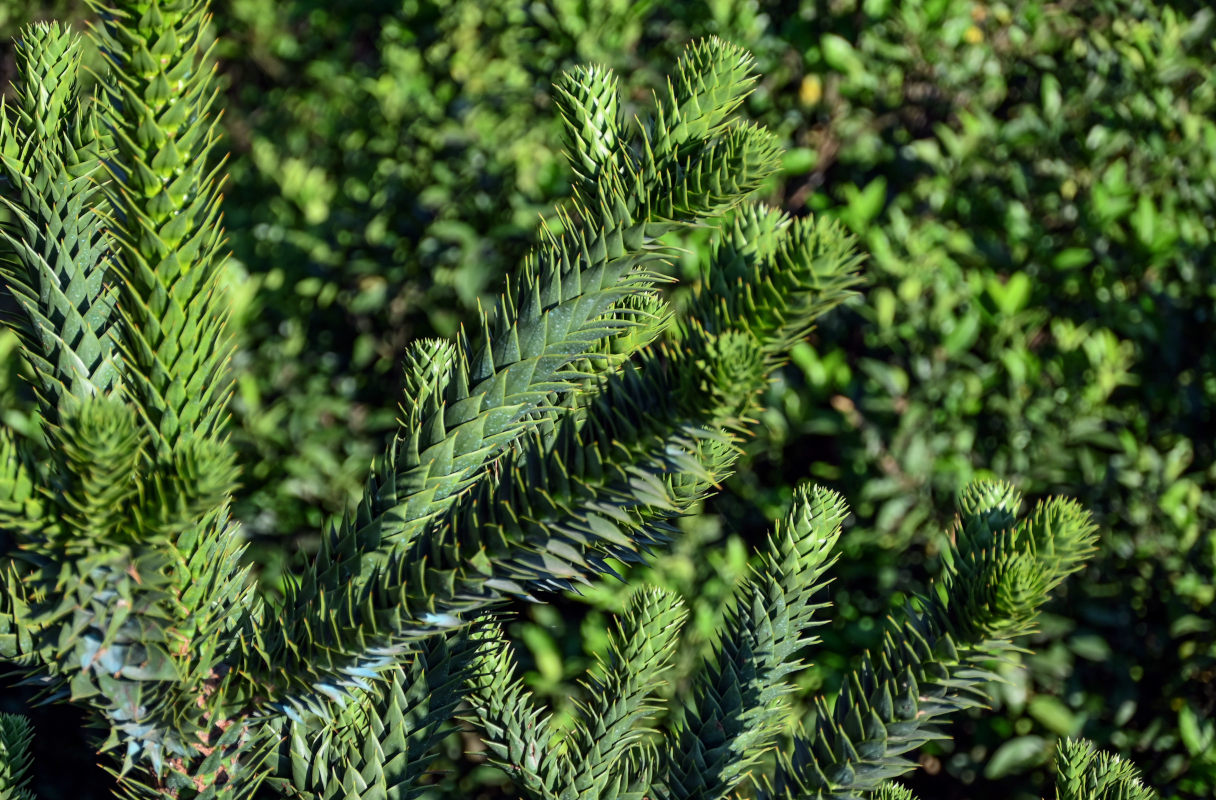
1054,738 -> 1156,800
0,20 -> 114,417
0,713 -> 34,800
90,0 -> 236,454
659,485 -> 845,798
0,17 -> 946,798
0,4 -> 256,795
873,785 -> 917,800
0,0 -> 1206,799
463,481 -> 1101,800
228,39 -> 805,720
700,3 -> 1216,796
757,484 -> 1096,800
264,633 -> 479,800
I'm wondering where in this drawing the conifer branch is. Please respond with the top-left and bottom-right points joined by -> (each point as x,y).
87,0 -> 236,456
0,13 -> 1125,800
466,591 -> 688,800
263,632 -> 480,800
0,12 -> 260,794
225,38 -> 798,717
681,205 -> 863,361
875,784 -> 919,800
465,624 -> 561,797
656,485 -> 847,799
459,481 -> 1098,800
650,38 -> 758,159
323,39 -> 779,566
0,22 -> 117,419
309,37 -> 781,569
758,482 -> 1098,799
0,713 -> 35,800
241,203 -> 860,715
1053,738 -> 1156,800
410,207 -> 859,612
561,587 -> 686,797
555,65 -> 627,199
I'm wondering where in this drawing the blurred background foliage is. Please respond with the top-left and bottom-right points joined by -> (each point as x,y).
1,0 -> 1214,798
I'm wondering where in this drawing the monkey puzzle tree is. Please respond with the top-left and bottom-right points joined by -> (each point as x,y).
0,4 -> 1157,799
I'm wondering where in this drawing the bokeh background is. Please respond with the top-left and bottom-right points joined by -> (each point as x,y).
1,1 -> 1213,798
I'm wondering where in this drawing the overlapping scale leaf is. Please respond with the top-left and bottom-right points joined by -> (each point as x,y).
657,485 -> 846,799
556,64 -> 627,197
310,315 -> 847,776
0,713 -> 35,800
0,196 -> 118,410
98,718 -> 271,800
0,22 -> 235,789
465,624 -> 562,798
649,37 -> 758,160
1,492 -> 258,795
758,481 -> 1097,799
247,366 -> 739,716
467,594 -> 687,800
1054,738 -> 1157,800
684,206 -> 864,359
11,23 -> 79,148
44,395 -> 145,549
416,352 -> 744,600
263,632 -> 479,800
131,437 -> 240,541
562,587 -> 687,798
0,22 -> 118,418
88,0 -> 235,452
875,784 -> 919,800
558,291 -> 673,407
639,123 -> 781,222
941,482 -> 1098,642
338,211 -> 672,558
248,239 -> 682,710
4,550 -> 180,752
671,328 -> 768,423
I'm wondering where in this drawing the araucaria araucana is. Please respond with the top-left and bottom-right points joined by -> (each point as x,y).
0,3 -> 1157,800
